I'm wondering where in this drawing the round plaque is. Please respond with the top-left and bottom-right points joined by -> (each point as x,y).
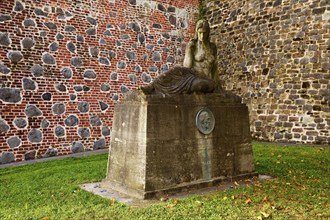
196,107 -> 215,135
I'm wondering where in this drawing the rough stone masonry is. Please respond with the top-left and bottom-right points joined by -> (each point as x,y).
0,0 -> 199,163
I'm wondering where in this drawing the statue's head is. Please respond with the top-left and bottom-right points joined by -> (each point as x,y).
195,19 -> 210,42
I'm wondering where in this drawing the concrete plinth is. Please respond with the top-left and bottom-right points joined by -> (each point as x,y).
102,91 -> 256,199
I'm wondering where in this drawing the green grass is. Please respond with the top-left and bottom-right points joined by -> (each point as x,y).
0,144 -> 329,219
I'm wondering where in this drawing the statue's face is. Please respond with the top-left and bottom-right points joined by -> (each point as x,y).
197,29 -> 207,42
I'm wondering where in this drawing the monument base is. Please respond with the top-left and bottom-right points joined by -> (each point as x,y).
102,91 -> 256,199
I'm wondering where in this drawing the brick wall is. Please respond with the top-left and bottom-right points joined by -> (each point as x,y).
0,0 -> 199,163
205,0 -> 329,144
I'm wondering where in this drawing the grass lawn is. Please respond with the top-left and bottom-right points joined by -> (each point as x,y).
0,144 -> 329,219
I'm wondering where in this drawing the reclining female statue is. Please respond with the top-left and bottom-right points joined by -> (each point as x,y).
141,19 -> 218,95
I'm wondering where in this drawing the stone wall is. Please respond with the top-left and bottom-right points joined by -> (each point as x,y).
205,0 -> 329,144
0,0 -> 199,163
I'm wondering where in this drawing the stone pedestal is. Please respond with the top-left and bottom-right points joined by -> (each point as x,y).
102,91 -> 256,199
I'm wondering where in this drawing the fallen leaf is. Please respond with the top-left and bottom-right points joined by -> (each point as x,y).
262,196 -> 268,203
245,198 -> 252,204
223,196 -> 227,200
166,203 -> 177,208
231,196 -> 235,200
261,211 -> 270,218
111,198 -> 116,205
234,181 -> 239,186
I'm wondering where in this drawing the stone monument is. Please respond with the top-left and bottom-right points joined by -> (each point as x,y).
101,19 -> 256,199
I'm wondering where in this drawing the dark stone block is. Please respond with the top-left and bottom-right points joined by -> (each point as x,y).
84,69 -> 96,79
78,101 -> 89,113
55,83 -> 67,92
116,40 -> 122,46
162,33 -> 170,39
78,127 -> 90,138
141,72 -> 151,83
99,101 -> 109,111
22,78 -> 36,90
72,142 -> 84,153
86,16 -> 97,25
167,56 -> 175,63
273,0 -> 282,6
25,105 -> 42,117
64,25 -> 76,32
129,0 -> 136,5
42,92 -> 52,101
103,30 -> 112,36
169,15 -> 176,26
44,148 -> 58,157
152,52 -> 161,61
0,64 -> 10,75
7,51 -> 23,63
34,8 -> 48,16
138,33 -> 145,44
168,6 -> 175,12
99,38 -> 106,45
152,23 -> 162,29
0,88 -> 22,103
23,18 -> 36,27
0,120 -> 10,133
69,94 -> 77,101
112,94 -> 119,101
312,8 -> 326,15
93,138 -> 105,150
126,51 -> 136,60
61,67 -> 72,79
90,115 -> 102,126
14,118 -> 27,129
146,44 -> 154,50
0,32 -> 11,46
86,28 -> 96,35
54,126 -> 65,137
71,57 -> 83,67
143,54 -> 148,61
77,35 -> 84,43
135,65 -> 142,72
24,150 -> 36,160
83,86 -> 91,92
148,65 -> 158,72
41,119 -> 50,129
119,24 -> 126,30
180,20 -> 188,29
128,74 -> 137,83
120,34 -> 130,40
44,22 -> 57,30
28,129 -> 42,143
117,60 -> 126,69
99,57 -> 110,65
7,136 -> 21,148
0,152 -> 15,164
160,64 -> 169,73
158,4 -> 166,12
109,12 -> 116,17
66,42 -> 76,53
102,126 -> 111,136
101,83 -> 111,92
120,85 -> 129,93
128,22 -> 140,32
74,85 -> 83,92
65,115 -> 79,126
42,53 -> 56,65
55,33 -> 64,41
21,37 -> 34,49
14,1 -> 24,11
52,103 -> 66,115
89,47 -> 99,57
0,14 -> 12,22
110,72 -> 118,81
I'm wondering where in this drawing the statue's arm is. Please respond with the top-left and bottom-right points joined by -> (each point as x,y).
211,43 -> 218,82
183,40 -> 195,68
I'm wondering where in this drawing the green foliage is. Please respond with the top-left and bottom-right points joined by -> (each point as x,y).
0,144 -> 329,219
199,0 -> 205,19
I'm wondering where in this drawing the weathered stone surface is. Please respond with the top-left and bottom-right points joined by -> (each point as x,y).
103,30 -> 112,36
21,37 -> 34,49
71,57 -> 83,67
42,92 -> 52,101
101,83 -> 110,92
0,14 -> 12,22
66,41 -> 76,53
42,53 -> 56,65
86,16 -> 97,25
138,33 -> 145,44
0,64 -> 10,75
128,74 -> 137,83
14,1 -> 24,11
126,51 -> 136,60
0,152 -> 15,164
74,85 -> 83,92
100,39 -> 106,44
99,101 -> 108,111
152,51 -> 161,61
25,105 -> 42,117
120,85 -> 129,93
167,55 -> 175,63
28,128 -> 42,143
148,65 -> 158,72
109,51 -> 116,60
89,47 -> 99,57
71,142 -> 84,153
120,34 -> 130,40
56,33 -> 64,40
83,69 -> 96,79
77,35 -> 84,43
78,101 -> 89,113
110,72 -> 118,81
160,64 -> 169,73
90,115 -> 102,126
102,126 -> 111,136
152,23 -> 162,29
112,94 -> 119,101
169,15 -> 176,26
99,57 -> 110,66
13,118 -> 27,129
141,72 -> 151,83
0,119 -> 10,134
24,150 -> 36,160
54,126 -> 65,137
128,22 -> 140,32
146,44 -> 154,50
0,88 -> 22,103
0,32 -> 11,46
78,127 -> 90,138
65,115 -> 79,127
61,67 -> 72,79
117,60 -> 126,69
93,138 -> 105,150
44,22 -> 57,30
44,148 -> 58,157
41,119 -> 50,129
7,136 -> 21,148
64,25 -> 76,32
49,42 -> 59,51
7,51 -> 23,63
128,0 -> 136,5
69,93 -> 77,101
55,83 -> 67,92
23,18 -> 36,27
135,64 -> 142,72
52,103 -> 65,115
86,27 -> 96,35
22,78 -> 37,90
34,8 -> 48,16
30,64 -> 43,77
158,4 -> 166,12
